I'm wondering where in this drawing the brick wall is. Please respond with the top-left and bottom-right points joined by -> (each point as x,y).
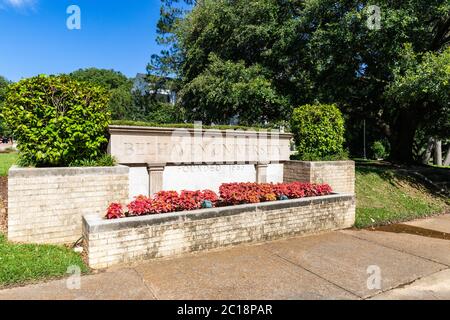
284,161 -> 355,194
84,194 -> 355,269
8,166 -> 129,244
0,177 -> 7,234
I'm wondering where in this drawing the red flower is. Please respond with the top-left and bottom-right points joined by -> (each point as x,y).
220,182 -> 332,204
179,190 -> 203,210
153,191 -> 180,212
105,182 -> 332,219
105,203 -> 123,219
201,189 -> 219,203
127,195 -> 153,216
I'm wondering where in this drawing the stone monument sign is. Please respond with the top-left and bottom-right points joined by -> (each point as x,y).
108,125 -> 293,196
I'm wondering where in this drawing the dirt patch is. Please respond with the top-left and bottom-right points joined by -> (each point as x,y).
0,176 -> 7,235
64,238 -> 91,270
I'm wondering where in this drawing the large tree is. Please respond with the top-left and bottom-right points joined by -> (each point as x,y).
69,68 -> 130,90
68,68 -> 182,123
180,54 -> 289,124
152,0 -> 450,162
0,76 -> 11,135
68,68 -> 134,120
386,46 -> 450,161
148,0 -> 196,89
0,76 -> 9,104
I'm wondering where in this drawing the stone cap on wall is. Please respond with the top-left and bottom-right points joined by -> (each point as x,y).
109,125 -> 293,137
287,160 -> 355,166
8,165 -> 129,178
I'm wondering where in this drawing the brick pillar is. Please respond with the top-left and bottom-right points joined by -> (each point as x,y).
147,164 -> 165,196
255,163 -> 269,183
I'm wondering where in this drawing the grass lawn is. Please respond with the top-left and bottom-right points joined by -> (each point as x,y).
431,164 -> 450,169
0,151 -> 88,288
0,234 -> 88,287
355,163 -> 449,228
0,152 -> 18,176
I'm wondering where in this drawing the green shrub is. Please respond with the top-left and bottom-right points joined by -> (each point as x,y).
371,141 -> 388,160
291,149 -> 349,161
1,75 -> 110,167
291,103 -> 345,160
69,154 -> 116,167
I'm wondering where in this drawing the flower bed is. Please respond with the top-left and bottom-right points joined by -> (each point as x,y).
85,192 -> 355,269
106,181 -> 332,219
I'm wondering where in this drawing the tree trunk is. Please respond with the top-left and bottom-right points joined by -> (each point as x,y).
434,140 -> 443,166
422,137 -> 434,164
388,110 -> 419,164
443,146 -> 450,166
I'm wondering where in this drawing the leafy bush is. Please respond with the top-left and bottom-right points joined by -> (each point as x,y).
291,150 -> 349,161
371,141 -> 388,160
1,75 -> 110,167
69,154 -> 116,167
106,182 -> 333,219
291,104 -> 345,160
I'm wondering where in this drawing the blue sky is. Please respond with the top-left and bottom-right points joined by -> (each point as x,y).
0,0 -> 165,81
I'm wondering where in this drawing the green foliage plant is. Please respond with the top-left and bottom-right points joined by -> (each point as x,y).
291,103 -> 345,160
371,141 -> 388,160
1,75 -> 111,167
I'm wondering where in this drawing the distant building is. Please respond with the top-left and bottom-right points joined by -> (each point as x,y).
132,73 -> 177,105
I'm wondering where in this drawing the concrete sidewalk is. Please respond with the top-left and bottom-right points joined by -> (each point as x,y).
1,215 -> 450,300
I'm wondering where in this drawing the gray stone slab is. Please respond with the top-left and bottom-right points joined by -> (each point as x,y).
8,164 -> 129,178
341,229 -> 450,266
263,232 -> 446,299
370,269 -> 450,300
133,244 -> 358,300
0,269 -> 155,300
404,215 -> 450,234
